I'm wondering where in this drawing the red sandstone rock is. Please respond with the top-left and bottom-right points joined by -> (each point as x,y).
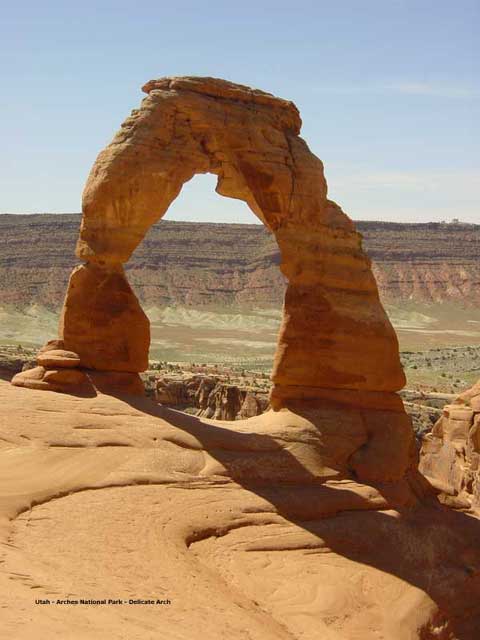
155,378 -> 190,405
37,349 -> 81,368
70,76 -> 404,400
14,76 -> 414,484
238,391 -> 269,420
86,371 -> 145,396
5,81 -> 480,638
11,366 -> 61,392
38,339 -> 65,354
43,368 -> 87,385
59,263 -> 150,372
12,366 -> 46,383
420,379 -> 480,513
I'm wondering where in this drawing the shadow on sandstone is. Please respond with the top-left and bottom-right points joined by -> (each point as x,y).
118,394 -> 480,639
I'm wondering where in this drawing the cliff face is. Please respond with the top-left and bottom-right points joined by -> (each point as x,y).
0,214 -> 479,309
365,222 -> 480,306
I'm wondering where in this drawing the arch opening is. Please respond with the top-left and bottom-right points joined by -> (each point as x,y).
123,170 -> 286,420
127,172 -> 283,375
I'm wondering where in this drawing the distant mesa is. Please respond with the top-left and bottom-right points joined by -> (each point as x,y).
1,215 -> 479,313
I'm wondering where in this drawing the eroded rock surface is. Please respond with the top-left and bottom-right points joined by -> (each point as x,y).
154,374 -> 269,421
420,380 -> 480,513
11,339 -> 144,397
2,215 -> 479,312
1,379 -> 480,639
60,263 -> 150,372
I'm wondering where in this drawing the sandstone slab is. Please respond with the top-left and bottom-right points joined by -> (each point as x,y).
1,378 -> 480,638
38,339 -> 65,354
43,368 -> 87,385
37,349 -> 81,368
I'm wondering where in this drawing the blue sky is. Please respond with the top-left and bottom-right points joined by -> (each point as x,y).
1,0 -> 478,223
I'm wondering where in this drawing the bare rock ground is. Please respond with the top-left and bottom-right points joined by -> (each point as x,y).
1,378 -> 480,639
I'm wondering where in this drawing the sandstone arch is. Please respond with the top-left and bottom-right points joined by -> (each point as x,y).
62,77 -> 405,404
12,77 -> 416,483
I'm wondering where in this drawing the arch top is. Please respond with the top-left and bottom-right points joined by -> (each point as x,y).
77,75 -> 332,265
141,76 -> 302,134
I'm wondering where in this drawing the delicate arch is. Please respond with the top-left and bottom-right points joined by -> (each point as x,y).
59,77 -> 405,407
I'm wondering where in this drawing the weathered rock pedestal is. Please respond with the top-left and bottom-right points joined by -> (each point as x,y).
59,262 -> 149,372
11,341 -> 144,396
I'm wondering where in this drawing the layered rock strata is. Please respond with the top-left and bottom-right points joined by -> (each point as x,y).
2,215 -> 479,311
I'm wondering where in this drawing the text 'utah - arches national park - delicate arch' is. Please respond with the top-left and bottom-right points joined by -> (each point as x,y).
60,76 -> 406,411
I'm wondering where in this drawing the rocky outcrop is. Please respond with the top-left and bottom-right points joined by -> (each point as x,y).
154,374 -> 269,421
420,380 -> 480,513
0,346 -> 36,380
73,77 -> 404,398
3,377 -> 480,639
12,342 -> 88,393
4,77 -> 480,638
196,381 -> 268,421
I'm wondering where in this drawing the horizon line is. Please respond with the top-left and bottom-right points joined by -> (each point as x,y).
0,212 -> 478,228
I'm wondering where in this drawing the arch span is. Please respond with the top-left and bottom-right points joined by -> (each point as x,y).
59,76 -> 405,408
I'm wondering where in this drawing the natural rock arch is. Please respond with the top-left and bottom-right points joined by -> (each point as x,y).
13,77 -> 415,483
62,77 -> 405,405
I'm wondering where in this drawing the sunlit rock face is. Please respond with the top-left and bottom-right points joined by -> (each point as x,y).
421,379 -> 480,513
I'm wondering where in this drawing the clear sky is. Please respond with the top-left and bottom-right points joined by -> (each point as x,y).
1,0 -> 478,223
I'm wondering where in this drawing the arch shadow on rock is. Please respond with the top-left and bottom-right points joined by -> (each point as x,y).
119,394 -> 480,640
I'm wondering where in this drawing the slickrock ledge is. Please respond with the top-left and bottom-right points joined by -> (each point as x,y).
2,378 -> 480,639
